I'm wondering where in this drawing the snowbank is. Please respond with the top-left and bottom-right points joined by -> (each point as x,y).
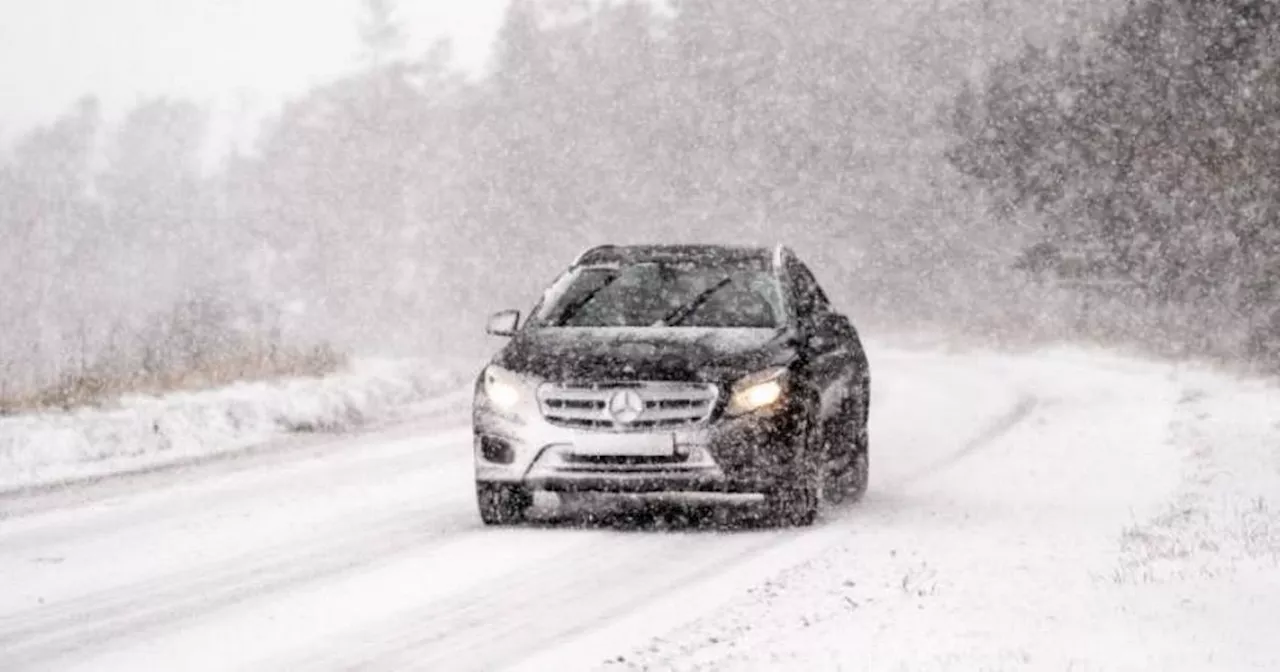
0,358 -> 471,493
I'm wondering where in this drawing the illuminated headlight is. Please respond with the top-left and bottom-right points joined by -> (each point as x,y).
725,366 -> 788,416
483,365 -> 527,411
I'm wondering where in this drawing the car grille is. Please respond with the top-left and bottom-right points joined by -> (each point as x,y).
538,381 -> 718,431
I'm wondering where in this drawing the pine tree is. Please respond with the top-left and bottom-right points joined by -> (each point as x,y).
359,0 -> 406,69
0,97 -> 102,386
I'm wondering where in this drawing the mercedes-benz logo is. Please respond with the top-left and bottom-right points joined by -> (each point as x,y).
606,389 -> 645,424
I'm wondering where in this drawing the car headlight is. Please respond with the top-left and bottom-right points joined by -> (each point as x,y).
725,366 -> 788,416
483,365 -> 526,411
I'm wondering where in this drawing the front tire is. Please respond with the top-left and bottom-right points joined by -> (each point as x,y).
850,377 -> 871,503
763,413 -> 822,527
824,388 -> 869,505
845,449 -> 869,503
764,477 -> 820,527
476,482 -> 533,526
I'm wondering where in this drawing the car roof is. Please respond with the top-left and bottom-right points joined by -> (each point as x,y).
573,244 -> 786,268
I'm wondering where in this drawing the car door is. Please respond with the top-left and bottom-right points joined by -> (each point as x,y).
787,258 -> 857,427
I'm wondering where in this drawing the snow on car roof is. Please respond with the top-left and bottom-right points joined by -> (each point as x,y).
573,244 -> 782,268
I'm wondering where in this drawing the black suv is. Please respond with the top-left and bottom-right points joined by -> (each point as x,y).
472,244 -> 871,526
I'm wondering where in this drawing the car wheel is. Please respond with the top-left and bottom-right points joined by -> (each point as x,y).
476,482 -> 533,526
846,449 -> 869,503
824,392 -> 865,505
856,376 -> 871,454
764,416 -> 822,527
765,478 -> 820,527
851,377 -> 871,502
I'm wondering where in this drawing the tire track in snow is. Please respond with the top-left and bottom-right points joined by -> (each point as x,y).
0,424 -> 471,549
0,500 -> 478,670
884,393 -> 1038,491
283,527 -> 793,672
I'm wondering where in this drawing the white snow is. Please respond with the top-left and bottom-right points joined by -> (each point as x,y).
592,346 -> 1280,672
0,357 -> 469,493
1,345 -> 1277,671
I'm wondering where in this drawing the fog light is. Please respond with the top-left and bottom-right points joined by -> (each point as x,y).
479,436 -> 515,464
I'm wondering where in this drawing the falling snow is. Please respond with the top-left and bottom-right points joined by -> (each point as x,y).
1,0 -> 1279,670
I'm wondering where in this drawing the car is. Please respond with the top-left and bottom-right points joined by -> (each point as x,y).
471,244 -> 871,527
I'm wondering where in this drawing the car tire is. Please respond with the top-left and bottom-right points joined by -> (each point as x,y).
824,390 -> 868,505
847,372 -> 870,449
852,376 -> 872,502
476,482 -> 533,526
764,414 -> 822,527
848,380 -> 871,503
846,449 -> 869,503
765,479 -> 820,527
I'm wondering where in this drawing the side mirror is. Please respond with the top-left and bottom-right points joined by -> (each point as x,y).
486,309 -> 521,337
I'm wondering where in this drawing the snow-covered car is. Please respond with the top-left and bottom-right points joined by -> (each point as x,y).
471,244 -> 871,526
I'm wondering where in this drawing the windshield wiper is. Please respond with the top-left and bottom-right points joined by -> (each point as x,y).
554,275 -> 621,326
657,277 -> 733,327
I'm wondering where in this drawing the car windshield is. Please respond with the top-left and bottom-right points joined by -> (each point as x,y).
530,262 -> 785,329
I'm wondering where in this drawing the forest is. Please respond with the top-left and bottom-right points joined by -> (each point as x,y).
950,0 -> 1280,360
3,0 -> 1274,408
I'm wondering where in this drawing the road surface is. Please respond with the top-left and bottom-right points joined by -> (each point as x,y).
2,345 -> 1272,671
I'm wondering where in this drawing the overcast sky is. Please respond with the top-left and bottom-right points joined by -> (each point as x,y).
0,0 -> 507,146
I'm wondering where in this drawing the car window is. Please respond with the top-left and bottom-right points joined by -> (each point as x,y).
677,272 -> 782,328
530,262 -> 784,328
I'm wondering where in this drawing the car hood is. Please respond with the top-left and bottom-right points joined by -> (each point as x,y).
494,327 -> 794,384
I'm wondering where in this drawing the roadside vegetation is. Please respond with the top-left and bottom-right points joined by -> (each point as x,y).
3,0 -> 1274,415
948,0 -> 1280,370
0,294 -> 343,414
0,345 -> 343,415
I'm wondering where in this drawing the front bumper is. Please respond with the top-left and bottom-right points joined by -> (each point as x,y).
473,395 -> 806,494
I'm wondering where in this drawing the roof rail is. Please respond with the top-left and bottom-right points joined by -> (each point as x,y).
572,244 -> 617,266
771,243 -> 786,270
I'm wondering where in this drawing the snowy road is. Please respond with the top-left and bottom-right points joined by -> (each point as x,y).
1,346 -> 1276,671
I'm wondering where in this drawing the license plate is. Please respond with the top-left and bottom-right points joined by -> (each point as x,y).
573,433 -> 676,457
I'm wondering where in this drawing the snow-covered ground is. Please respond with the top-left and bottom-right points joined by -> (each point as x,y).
0,344 -> 1276,671
595,348 -> 1280,672
0,358 -> 470,493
